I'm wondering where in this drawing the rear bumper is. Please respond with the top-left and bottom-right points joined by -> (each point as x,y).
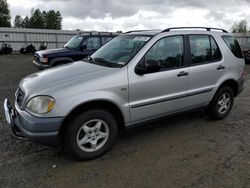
3,99 -> 64,146
32,60 -> 50,70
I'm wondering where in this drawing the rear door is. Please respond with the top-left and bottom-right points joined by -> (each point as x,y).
187,34 -> 224,108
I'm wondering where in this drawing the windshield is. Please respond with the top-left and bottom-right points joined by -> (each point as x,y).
90,35 -> 151,67
64,35 -> 83,49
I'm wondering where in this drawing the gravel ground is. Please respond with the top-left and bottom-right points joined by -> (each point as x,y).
0,54 -> 250,188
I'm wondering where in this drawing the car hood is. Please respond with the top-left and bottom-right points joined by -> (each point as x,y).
19,61 -> 116,94
36,48 -> 71,56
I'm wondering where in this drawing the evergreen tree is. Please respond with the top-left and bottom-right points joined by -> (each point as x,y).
44,10 -> 62,29
23,16 -> 30,28
13,15 -> 24,28
29,9 -> 45,29
13,8 -> 62,30
0,0 -> 11,27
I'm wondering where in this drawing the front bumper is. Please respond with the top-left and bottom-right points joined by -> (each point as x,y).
3,99 -> 64,146
32,60 -> 51,70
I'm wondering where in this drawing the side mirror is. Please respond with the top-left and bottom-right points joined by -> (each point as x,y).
80,45 -> 87,50
135,59 -> 161,75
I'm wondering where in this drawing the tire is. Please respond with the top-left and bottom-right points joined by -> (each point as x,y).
63,109 -> 118,160
206,86 -> 234,120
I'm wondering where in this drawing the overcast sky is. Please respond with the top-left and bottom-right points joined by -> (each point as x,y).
7,0 -> 250,32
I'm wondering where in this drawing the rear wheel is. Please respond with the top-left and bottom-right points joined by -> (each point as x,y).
206,86 -> 234,120
63,109 -> 118,160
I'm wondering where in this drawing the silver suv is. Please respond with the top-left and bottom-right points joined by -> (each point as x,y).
4,27 -> 245,160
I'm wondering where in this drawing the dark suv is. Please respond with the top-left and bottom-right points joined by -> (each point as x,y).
33,32 -> 119,69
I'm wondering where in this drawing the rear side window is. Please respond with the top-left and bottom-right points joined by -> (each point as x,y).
189,35 -> 222,64
222,36 -> 243,58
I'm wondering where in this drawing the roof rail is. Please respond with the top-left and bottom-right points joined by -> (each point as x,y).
78,31 -> 119,36
125,29 -> 159,34
161,27 -> 228,33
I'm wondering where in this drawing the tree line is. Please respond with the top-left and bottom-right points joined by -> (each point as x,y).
0,0 -> 62,30
14,9 -> 62,30
231,20 -> 250,33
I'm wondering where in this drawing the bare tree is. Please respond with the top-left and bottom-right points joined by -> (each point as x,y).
231,20 -> 248,33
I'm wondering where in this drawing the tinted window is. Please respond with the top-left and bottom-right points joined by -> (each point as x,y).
145,36 -> 184,70
210,36 -> 222,60
102,37 -> 113,45
85,37 -> 101,50
189,35 -> 221,64
222,36 -> 243,58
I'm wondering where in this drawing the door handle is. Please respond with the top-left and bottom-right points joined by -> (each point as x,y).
177,71 -> 188,77
217,65 -> 225,70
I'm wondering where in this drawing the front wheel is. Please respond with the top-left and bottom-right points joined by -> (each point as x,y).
206,86 -> 234,120
63,109 -> 118,160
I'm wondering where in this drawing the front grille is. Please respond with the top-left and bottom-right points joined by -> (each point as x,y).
16,88 -> 25,107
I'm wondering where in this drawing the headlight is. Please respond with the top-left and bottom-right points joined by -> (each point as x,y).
26,96 -> 55,114
39,56 -> 48,63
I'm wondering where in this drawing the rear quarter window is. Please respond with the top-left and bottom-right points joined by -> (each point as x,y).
222,36 -> 243,58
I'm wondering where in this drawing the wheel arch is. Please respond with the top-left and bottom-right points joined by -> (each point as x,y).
59,100 -> 126,136
217,79 -> 239,97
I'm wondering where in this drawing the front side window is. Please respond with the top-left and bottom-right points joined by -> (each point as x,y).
189,35 -> 221,64
222,36 -> 243,58
144,36 -> 184,70
64,36 -> 83,49
85,37 -> 101,50
90,35 -> 151,67
102,37 -> 113,45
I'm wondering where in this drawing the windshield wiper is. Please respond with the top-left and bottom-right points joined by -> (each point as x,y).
88,56 -> 94,62
93,58 -> 121,67
83,56 -> 94,63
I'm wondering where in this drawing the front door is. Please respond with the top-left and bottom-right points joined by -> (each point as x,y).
78,36 -> 101,60
128,35 -> 189,123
